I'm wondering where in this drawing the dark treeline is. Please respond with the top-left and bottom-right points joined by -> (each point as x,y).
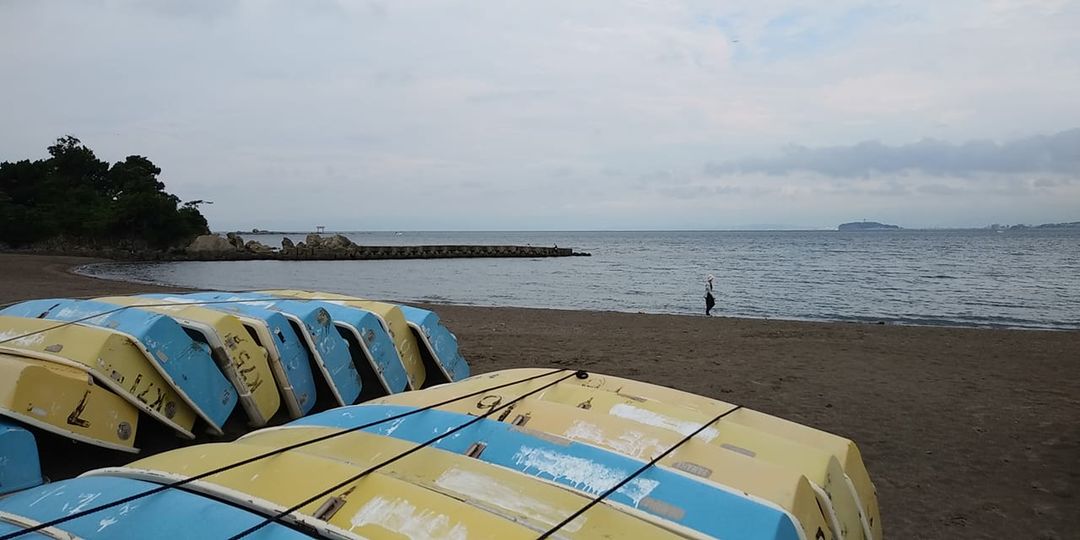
0,136 -> 209,250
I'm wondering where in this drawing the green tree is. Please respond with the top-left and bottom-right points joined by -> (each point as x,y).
0,136 -> 209,250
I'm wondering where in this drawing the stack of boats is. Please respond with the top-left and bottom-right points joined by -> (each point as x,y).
0,293 -> 881,539
0,291 -> 468,478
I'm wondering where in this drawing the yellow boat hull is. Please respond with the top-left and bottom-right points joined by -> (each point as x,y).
262,290 -> 426,390
0,353 -> 139,453
95,296 -> 280,426
554,369 -> 880,538
374,386 -> 838,540
236,426 -> 693,539
450,368 -> 879,538
98,443 -> 545,539
383,392 -> 836,539
230,314 -> 304,419
0,315 -> 197,438
376,371 -> 869,540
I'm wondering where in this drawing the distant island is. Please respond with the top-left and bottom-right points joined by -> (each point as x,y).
838,221 -> 901,231
986,221 -> 1080,230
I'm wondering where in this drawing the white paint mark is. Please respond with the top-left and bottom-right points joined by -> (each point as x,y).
435,467 -> 584,532
28,486 -> 65,507
381,418 -> 404,437
30,407 -> 48,418
512,446 -> 659,506
349,496 -> 468,540
609,404 -> 718,442
97,517 -> 118,532
563,420 -> 666,459
66,492 -> 102,515
250,474 -> 260,482
0,330 -> 45,347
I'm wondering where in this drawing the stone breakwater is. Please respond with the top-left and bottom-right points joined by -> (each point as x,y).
182,233 -> 590,261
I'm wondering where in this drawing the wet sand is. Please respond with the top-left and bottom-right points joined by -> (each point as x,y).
1,253 -> 1077,539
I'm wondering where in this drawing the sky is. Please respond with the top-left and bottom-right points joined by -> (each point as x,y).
1,0 -> 1078,230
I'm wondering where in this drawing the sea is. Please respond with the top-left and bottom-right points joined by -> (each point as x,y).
79,229 -> 1080,331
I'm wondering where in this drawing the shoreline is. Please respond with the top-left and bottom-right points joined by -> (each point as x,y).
1,253 -> 1077,539
72,259 -> 1077,332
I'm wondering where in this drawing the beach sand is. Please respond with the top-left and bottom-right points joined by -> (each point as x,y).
1,253 -> 1076,539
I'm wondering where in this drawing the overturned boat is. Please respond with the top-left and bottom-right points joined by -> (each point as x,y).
139,294 -> 320,419
94,296 -> 281,427
0,298 -> 238,433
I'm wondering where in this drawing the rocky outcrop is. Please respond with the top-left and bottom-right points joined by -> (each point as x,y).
226,232 -> 246,250
187,234 -> 236,252
183,233 -> 589,260
245,240 -> 274,254
323,234 -> 354,250
188,233 -> 278,255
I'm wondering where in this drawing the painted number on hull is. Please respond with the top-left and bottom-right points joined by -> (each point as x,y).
67,390 -> 91,428
234,349 -> 264,393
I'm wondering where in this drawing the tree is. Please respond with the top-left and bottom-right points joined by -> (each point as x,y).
0,136 -> 210,250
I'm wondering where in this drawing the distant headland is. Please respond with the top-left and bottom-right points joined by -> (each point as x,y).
986,221 -> 1080,230
837,221 -> 901,231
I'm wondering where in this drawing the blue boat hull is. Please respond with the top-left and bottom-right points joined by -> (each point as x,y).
183,293 -> 361,406
284,404 -> 801,540
143,294 -> 318,417
304,301 -> 409,395
0,419 -> 42,496
0,298 -> 237,432
398,305 -> 470,383
0,475 -> 310,539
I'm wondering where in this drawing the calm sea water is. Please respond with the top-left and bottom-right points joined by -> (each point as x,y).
80,230 -> 1080,330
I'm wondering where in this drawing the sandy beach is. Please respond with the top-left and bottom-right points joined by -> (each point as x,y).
1,253 -> 1076,539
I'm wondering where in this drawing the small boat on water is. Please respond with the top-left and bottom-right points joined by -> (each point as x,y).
0,299 -> 238,433
0,420 -> 42,497
139,294 -> 319,419
262,290 -> 428,390
94,296 -> 280,427
0,315 -> 199,439
0,353 -> 139,453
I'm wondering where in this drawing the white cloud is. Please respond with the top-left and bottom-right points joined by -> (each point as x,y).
0,0 -> 1078,229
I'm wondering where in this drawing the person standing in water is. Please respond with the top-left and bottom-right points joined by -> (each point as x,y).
705,274 -> 716,316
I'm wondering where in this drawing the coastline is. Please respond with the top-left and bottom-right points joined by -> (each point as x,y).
1,253 -> 1077,538
72,259 -> 1077,332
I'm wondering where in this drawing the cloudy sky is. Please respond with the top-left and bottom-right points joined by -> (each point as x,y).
2,0 -> 1078,230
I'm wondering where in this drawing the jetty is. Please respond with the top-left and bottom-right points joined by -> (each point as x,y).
179,233 -> 590,261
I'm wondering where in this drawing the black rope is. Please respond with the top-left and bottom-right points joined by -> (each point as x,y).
536,404 -> 745,539
0,368 -> 571,540
228,369 -> 586,539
